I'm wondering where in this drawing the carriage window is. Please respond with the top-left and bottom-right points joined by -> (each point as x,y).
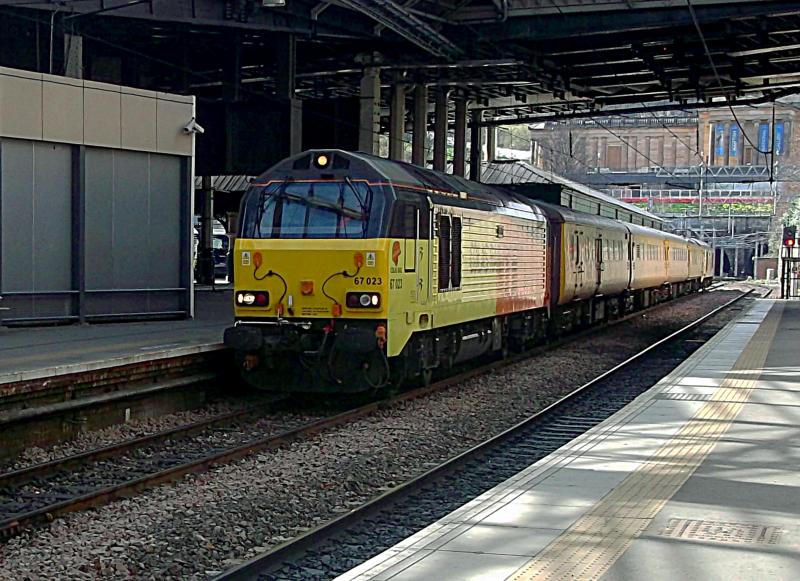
438,215 -> 451,290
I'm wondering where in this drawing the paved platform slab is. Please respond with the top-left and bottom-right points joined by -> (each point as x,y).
337,298 -> 800,581
0,289 -> 231,385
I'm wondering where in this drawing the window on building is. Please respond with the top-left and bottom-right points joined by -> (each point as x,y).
607,144 -> 623,170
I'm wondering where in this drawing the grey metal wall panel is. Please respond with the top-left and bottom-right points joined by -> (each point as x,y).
1,138 -> 74,321
82,147 -> 188,319
148,155 -> 181,289
84,148 -> 114,290
113,150 -> 150,288
3,138 -> 188,324
1,141 -> 72,290
33,142 -> 72,291
1,140 -> 35,293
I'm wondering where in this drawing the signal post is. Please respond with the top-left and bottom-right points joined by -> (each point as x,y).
781,225 -> 798,299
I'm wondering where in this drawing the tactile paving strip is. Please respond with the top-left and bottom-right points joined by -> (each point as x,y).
509,301 -> 784,581
655,393 -> 714,401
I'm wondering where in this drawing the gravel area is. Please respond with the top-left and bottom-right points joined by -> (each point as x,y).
0,397 -> 276,473
0,411 -> 326,525
0,288 -> 753,580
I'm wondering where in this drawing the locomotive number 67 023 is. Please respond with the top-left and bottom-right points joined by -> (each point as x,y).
353,276 -> 382,286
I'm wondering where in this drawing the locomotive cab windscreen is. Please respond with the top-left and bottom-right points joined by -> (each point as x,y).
240,179 -> 382,240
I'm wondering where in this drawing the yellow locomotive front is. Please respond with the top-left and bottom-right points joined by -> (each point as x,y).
224,152 -> 395,392
226,149 -> 556,393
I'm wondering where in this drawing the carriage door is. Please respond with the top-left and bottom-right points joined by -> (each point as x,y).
403,207 -> 417,273
414,202 -> 431,306
595,237 -> 604,289
397,197 -> 432,307
574,230 -> 584,294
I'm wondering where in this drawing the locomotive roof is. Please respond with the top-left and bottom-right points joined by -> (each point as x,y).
259,150 -> 543,216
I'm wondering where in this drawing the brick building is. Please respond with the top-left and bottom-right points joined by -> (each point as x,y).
529,99 -> 800,277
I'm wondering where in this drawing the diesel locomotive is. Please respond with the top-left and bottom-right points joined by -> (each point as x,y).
223,150 -> 713,392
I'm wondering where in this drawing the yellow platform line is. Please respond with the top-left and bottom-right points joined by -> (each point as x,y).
509,301 -> 784,581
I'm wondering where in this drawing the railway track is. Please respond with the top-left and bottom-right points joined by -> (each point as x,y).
0,348 -> 228,459
212,289 -> 752,581
0,285 -> 736,542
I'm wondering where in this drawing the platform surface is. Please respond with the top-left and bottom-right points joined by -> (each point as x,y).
0,288 -> 231,385
337,298 -> 800,581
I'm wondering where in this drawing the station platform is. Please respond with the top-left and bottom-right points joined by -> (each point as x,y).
338,297 -> 800,580
0,288 -> 231,387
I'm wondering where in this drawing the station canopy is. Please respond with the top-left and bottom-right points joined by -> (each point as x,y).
2,0 -> 799,123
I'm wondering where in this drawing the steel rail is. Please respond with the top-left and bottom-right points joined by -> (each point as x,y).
213,289 -> 752,581
0,284 -> 736,541
0,397 -> 285,489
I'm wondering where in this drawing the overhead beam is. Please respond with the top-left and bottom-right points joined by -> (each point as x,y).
464,2 -> 800,42
0,0 -> 375,38
481,88 -> 800,125
335,0 -> 461,59
451,0 -> 795,22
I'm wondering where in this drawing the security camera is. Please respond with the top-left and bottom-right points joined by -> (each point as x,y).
183,117 -> 205,135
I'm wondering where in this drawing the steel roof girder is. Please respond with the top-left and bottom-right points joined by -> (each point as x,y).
450,0 -> 795,22
335,0 -> 461,59
0,0 -> 377,38
464,1 -> 800,42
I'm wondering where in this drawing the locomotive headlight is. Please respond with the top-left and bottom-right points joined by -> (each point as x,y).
314,153 -> 331,169
236,291 -> 268,307
346,292 -> 381,309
